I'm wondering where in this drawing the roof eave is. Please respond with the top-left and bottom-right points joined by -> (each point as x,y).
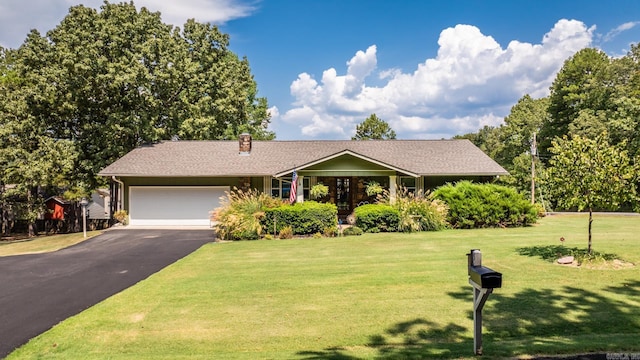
100,173 -> 272,178
419,172 -> 509,177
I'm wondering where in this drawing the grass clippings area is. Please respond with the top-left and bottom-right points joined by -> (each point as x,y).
0,231 -> 102,256
7,214 -> 640,359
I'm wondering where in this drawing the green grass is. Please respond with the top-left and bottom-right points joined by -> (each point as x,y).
7,214 -> 640,359
0,231 -> 102,256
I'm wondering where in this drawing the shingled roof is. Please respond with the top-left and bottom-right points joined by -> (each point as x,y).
98,139 -> 508,177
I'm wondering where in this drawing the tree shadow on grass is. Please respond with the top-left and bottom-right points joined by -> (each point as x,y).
516,245 -> 620,263
297,281 -> 640,359
297,318 -> 471,360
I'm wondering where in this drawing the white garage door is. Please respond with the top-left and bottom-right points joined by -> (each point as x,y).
129,186 -> 228,226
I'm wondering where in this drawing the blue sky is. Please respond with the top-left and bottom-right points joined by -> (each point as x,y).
1,1 -> 639,140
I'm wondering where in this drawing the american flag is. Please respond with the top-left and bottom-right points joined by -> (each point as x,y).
289,170 -> 298,204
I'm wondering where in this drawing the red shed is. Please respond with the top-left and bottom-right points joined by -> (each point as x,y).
45,197 -> 71,220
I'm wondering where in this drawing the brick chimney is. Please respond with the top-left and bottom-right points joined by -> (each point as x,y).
239,133 -> 252,155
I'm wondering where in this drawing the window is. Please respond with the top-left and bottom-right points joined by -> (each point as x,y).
303,178 -> 310,199
272,177 -> 310,200
399,176 -> 417,193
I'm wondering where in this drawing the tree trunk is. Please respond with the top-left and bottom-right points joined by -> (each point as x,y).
0,182 -> 6,236
588,208 -> 593,255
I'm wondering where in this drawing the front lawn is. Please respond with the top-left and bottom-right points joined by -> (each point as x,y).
7,214 -> 640,359
0,231 -> 102,257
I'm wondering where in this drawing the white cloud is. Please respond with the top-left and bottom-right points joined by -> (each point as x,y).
603,21 -> 640,42
267,106 -> 279,119
281,19 -> 594,139
0,0 -> 255,49
135,0 -> 256,26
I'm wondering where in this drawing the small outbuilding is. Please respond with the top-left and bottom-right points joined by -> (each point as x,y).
44,196 -> 71,221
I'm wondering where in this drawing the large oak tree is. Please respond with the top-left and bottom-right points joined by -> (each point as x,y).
0,1 -> 274,235
3,1 -> 273,191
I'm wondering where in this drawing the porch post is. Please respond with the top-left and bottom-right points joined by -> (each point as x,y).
264,176 -> 271,195
389,175 -> 397,204
296,175 -> 304,203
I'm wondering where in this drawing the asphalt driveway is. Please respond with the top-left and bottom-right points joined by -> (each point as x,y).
0,229 -> 213,358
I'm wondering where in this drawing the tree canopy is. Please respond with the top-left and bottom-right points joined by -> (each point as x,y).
352,114 -> 396,140
1,1 -> 273,191
0,1 -> 273,235
541,46 -> 640,156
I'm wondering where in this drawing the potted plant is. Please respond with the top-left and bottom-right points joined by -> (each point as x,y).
365,181 -> 384,197
310,183 -> 329,200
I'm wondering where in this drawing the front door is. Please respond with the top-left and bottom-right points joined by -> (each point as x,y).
336,177 -> 353,218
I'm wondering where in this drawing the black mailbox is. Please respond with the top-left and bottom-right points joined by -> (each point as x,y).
467,249 -> 501,355
467,249 -> 502,289
468,265 -> 502,289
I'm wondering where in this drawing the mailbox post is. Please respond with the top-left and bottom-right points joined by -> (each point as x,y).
80,198 -> 89,239
467,249 -> 502,355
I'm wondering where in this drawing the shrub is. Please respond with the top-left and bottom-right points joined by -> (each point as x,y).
263,201 -> 337,236
343,226 -> 364,236
433,181 -> 538,229
279,225 -> 293,239
354,204 -> 399,232
313,232 -> 322,239
323,226 -> 338,237
376,187 -> 449,232
113,210 -> 128,224
213,187 -> 286,240
533,202 -> 547,217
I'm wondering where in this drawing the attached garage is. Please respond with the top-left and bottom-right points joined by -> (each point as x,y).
129,186 -> 228,226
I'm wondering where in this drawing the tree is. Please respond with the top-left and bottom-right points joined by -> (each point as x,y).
605,45 -> 640,156
545,134 -> 639,254
7,2 -> 272,191
495,95 -> 548,167
541,48 -> 612,151
352,114 -> 396,140
1,43 -> 80,236
540,46 -> 640,153
481,95 -> 548,202
0,46 -> 15,236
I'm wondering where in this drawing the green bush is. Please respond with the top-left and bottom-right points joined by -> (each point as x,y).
433,181 -> 538,229
354,204 -> 399,232
342,226 -> 364,236
263,201 -> 337,236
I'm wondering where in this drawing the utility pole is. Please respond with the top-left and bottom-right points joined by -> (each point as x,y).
530,132 -> 537,205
